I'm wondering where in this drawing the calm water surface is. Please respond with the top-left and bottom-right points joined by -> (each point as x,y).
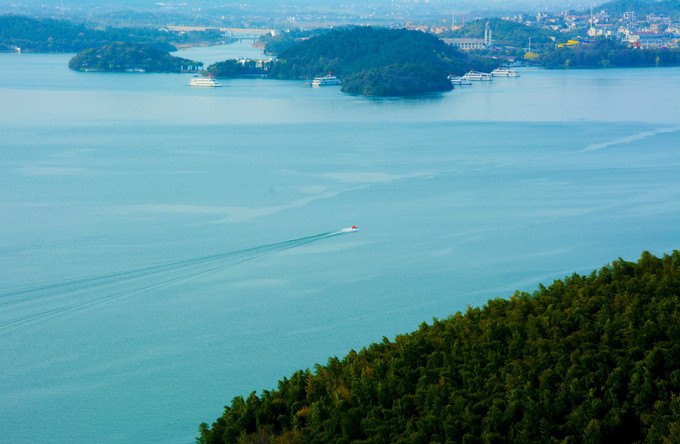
1,42 -> 679,442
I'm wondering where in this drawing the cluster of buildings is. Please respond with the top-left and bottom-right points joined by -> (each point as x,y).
407,7 -> 677,52
508,9 -> 679,49
615,12 -> 678,48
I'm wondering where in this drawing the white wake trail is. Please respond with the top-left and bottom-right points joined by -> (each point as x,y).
0,228 -> 358,330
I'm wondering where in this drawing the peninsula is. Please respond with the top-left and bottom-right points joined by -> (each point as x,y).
198,251 -> 680,443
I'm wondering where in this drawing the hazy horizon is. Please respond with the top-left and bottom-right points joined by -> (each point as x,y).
0,0 -> 606,22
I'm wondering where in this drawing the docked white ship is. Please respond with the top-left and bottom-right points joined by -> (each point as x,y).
462,70 -> 493,81
188,75 -> 222,87
311,72 -> 342,86
448,74 -> 472,85
491,67 -> 520,77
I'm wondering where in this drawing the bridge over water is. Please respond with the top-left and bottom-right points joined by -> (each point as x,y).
166,26 -> 273,41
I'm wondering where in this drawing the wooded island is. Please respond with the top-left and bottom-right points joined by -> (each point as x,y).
265,27 -> 494,97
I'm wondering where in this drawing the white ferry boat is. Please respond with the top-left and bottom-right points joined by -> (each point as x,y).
462,70 -> 493,81
311,72 -> 342,86
491,67 -> 520,77
448,74 -> 472,85
188,75 -> 222,87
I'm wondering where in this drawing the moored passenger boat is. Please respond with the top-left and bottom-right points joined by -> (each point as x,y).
462,70 -> 493,81
311,72 -> 342,86
448,74 -> 472,85
188,75 -> 222,87
491,67 -> 520,77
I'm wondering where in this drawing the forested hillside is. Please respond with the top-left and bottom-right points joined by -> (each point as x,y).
0,15 -> 177,52
268,26 -> 493,97
198,251 -> 680,443
68,42 -> 202,72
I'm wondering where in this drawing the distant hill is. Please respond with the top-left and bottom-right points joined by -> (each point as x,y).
0,15 -> 176,53
595,0 -> 680,20
68,42 -> 202,72
197,251 -> 680,443
268,26 -> 494,97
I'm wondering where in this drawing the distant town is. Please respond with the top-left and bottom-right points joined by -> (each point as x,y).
438,8 -> 679,51
158,6 -> 680,52
2,0 -> 678,53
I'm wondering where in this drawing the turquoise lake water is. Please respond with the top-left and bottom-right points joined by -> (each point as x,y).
1,42 -> 679,442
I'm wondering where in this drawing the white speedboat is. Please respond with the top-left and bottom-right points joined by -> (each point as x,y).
448,74 -> 472,85
188,75 -> 222,87
312,72 -> 342,86
491,67 -> 520,77
340,225 -> 359,233
462,70 -> 493,81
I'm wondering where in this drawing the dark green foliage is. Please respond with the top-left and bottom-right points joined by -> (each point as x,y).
268,26 -> 493,97
342,64 -> 452,97
198,251 -> 680,443
444,18 -> 558,50
207,59 -> 271,78
539,38 -> 680,68
0,15 -> 177,53
68,42 -> 202,72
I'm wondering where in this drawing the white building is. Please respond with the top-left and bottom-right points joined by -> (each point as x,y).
443,37 -> 486,50
443,22 -> 493,51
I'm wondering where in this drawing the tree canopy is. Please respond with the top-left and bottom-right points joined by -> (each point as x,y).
207,59 -> 271,78
68,42 -> 202,72
260,28 -> 332,56
197,250 -> 680,443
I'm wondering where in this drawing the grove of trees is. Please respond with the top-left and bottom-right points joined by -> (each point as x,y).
207,59 -> 272,78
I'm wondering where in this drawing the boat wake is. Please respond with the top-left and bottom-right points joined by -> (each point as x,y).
580,127 -> 679,152
0,228 -> 358,330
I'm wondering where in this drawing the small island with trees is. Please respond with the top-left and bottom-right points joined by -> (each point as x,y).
68,42 -> 202,73
260,26 -> 494,97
